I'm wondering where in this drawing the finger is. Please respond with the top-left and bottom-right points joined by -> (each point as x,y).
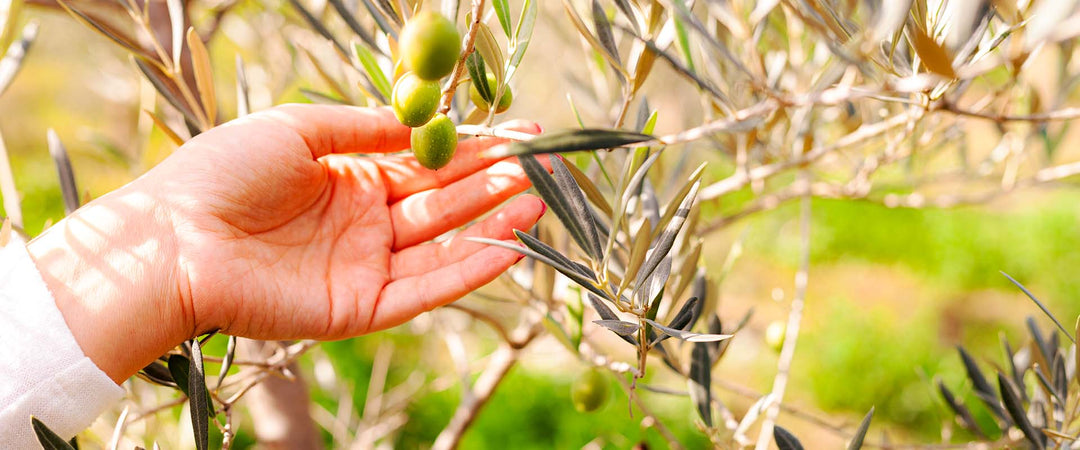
368,243 -> 525,332
390,155 -> 553,250
379,120 -> 542,201
390,194 -> 545,279
253,104 -> 412,159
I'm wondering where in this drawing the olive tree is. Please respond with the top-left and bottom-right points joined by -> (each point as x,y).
6,0 -> 1080,448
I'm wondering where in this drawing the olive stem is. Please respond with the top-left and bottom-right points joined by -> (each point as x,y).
438,0 -> 487,114
455,124 -> 537,141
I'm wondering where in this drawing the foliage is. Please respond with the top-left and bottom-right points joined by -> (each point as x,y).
6,0 -> 1080,448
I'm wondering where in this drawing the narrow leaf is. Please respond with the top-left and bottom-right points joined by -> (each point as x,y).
138,360 -> 177,388
591,0 -> 621,66
498,129 -> 653,157
938,380 -> 988,437
166,0 -> 183,72
593,319 -> 640,336
958,346 -> 1008,422
235,56 -> 250,117
46,130 -> 78,215
552,156 -> 604,259
134,58 -> 200,129
688,342 -> 712,426
466,53 -> 492,103
189,339 -> 210,450
846,407 -> 874,450
634,181 -> 699,291
561,158 -> 613,216
492,0 -> 512,37
0,21 -> 35,98
507,0 -> 537,80
473,23 -> 504,87
514,229 -> 594,278
644,318 -> 731,342
329,0 -> 380,50
998,373 -> 1046,449
774,425 -> 805,450
55,0 -> 152,61
359,0 -> 398,40
186,28 -> 216,126
520,155 -> 596,261
31,417 -> 76,450
216,335 -> 237,390
287,0 -> 348,56
143,109 -> 185,146
588,294 -> 637,346
910,25 -> 956,78
354,42 -> 392,101
1002,272 -> 1076,344
469,236 -> 609,300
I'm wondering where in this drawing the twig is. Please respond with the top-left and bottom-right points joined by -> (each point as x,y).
445,303 -> 515,345
438,0 -> 486,113
755,170 -> 812,450
432,344 -> 519,450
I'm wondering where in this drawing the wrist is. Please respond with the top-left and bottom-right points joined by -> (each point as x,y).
27,181 -> 190,384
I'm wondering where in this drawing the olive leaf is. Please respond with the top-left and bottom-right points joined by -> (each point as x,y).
520,154 -> 604,261
958,346 -> 1008,423
1002,272 -> 1075,344
506,0 -> 538,81
497,129 -> 654,158
46,130 -> 79,215
492,0 -> 512,37
468,235 -> 609,301
216,335 -> 237,390
139,360 -> 177,388
773,425 -> 805,450
466,53 -> 492,103
593,319 -> 640,336
167,354 -> 216,419
998,373 -> 1046,450
643,318 -> 731,342
0,21 -> 35,97
688,342 -> 712,426
359,0 -> 398,40
552,156 -> 605,260
354,43 -> 392,101
846,407 -> 874,450
287,0 -> 347,56
329,0 -> 379,51
591,0 -> 621,66
588,294 -> 638,346
186,28 -> 216,127
910,25 -> 956,78
633,181 -> 699,292
189,339 -> 210,450
937,380 -> 988,437
31,417 -> 76,450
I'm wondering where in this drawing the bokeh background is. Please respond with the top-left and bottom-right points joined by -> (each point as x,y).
3,1 -> 1080,448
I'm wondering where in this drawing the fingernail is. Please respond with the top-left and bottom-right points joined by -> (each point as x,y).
514,253 -> 526,263
539,200 -> 548,216
536,123 -> 545,133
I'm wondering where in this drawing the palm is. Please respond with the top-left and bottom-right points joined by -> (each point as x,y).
160,105 -> 544,340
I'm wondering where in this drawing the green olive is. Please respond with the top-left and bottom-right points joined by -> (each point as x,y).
469,72 -> 513,113
410,113 -> 457,170
392,72 -> 441,127
570,368 -> 609,413
399,12 -> 461,81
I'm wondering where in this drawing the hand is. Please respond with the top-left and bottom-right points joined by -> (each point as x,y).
28,104 -> 546,383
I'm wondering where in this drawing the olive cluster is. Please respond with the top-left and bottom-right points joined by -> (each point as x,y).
393,12 -> 460,170
391,11 -> 514,170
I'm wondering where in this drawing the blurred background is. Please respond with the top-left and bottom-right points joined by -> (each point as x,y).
4,0 -> 1080,448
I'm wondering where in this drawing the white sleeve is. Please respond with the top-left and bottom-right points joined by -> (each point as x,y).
0,240 -> 125,449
